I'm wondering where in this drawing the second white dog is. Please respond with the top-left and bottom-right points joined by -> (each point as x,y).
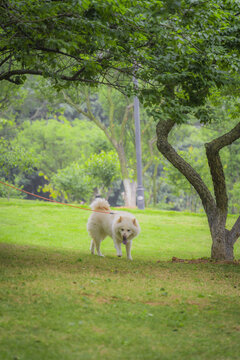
87,198 -> 140,260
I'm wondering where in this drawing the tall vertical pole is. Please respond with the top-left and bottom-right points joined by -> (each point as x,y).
133,76 -> 145,210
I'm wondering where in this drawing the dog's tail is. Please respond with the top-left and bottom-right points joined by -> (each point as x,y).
90,198 -> 110,212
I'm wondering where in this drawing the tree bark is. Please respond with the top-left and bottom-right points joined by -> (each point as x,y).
156,119 -> 240,260
116,143 -> 136,207
123,179 -> 137,207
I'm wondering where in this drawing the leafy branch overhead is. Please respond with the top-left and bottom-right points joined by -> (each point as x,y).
1,1 -> 239,121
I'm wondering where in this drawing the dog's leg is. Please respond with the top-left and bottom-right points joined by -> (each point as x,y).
113,238 -> 122,257
90,240 -> 95,255
126,241 -> 133,260
94,239 -> 104,257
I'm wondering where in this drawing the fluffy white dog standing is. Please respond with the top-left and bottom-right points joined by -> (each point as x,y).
87,198 -> 140,260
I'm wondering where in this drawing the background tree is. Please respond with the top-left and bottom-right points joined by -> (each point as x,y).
49,163 -> 92,203
62,87 -> 136,206
13,118 -> 110,176
85,150 -> 121,199
0,138 -> 34,200
62,86 -> 157,207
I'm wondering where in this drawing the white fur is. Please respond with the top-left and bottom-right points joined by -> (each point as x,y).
87,198 -> 140,260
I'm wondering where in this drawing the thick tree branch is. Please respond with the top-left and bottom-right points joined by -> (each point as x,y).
205,147 -> 228,213
0,68 -> 127,88
156,119 -> 216,213
205,122 -> 240,213
206,122 -> 240,152
0,69 -> 44,83
229,216 -> 240,244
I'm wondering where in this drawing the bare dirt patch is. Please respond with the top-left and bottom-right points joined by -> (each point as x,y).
170,257 -> 240,265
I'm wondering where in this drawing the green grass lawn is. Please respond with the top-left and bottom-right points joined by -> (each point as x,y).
0,198 -> 240,360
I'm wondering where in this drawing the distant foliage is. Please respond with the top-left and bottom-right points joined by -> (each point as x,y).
13,118 -> 110,175
50,163 -> 92,203
0,138 -> 35,198
85,150 -> 121,198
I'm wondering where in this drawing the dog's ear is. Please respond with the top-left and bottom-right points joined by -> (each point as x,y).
117,216 -> 122,223
133,218 -> 137,227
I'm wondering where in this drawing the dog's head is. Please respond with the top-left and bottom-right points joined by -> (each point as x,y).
116,216 -> 139,245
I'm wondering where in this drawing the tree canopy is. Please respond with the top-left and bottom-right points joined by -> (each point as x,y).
1,0 -> 239,120
0,0 -> 146,87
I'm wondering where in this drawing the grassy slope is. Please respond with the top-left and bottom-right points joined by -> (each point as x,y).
0,199 -> 240,360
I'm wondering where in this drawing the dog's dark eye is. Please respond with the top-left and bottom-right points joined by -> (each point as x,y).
127,229 -> 130,232
121,228 -> 124,231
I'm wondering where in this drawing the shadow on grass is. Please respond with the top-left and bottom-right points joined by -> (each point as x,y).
1,242 -> 239,279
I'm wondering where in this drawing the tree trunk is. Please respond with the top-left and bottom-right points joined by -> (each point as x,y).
207,209 -> 233,260
116,144 -> 137,207
210,229 -> 234,261
123,179 -> 137,207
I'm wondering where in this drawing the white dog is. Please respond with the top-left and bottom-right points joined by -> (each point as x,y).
87,198 -> 140,260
